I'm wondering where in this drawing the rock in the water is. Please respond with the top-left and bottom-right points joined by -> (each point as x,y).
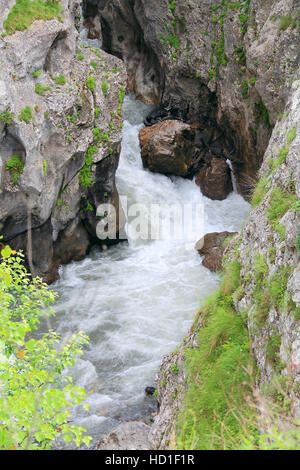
196,231 -> 237,272
96,421 -> 151,450
139,120 -> 195,177
145,386 -> 156,396
195,157 -> 233,200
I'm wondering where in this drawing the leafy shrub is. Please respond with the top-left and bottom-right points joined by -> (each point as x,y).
0,243 -> 91,449
52,74 -> 66,85
35,83 -> 51,96
5,155 -> 24,185
18,106 -> 33,124
86,76 -> 95,92
0,111 -> 14,125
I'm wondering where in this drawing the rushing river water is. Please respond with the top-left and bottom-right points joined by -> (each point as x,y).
50,94 -> 250,449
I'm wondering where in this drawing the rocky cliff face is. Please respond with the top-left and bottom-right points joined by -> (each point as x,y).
149,79 -> 300,449
0,0 -> 126,283
87,0 -> 299,198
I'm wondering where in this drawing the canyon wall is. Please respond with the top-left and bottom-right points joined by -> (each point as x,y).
91,0 -> 299,197
0,0 -> 127,282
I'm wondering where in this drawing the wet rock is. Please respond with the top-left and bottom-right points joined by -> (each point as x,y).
145,386 -> 156,396
195,157 -> 233,200
139,120 -> 195,177
196,231 -> 237,272
96,421 -> 151,450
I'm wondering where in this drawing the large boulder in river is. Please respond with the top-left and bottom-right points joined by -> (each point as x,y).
139,120 -> 195,177
195,157 -> 233,200
195,231 -> 237,272
96,421 -> 151,450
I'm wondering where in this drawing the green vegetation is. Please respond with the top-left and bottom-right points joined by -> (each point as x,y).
3,0 -> 61,35
241,81 -> 249,99
51,74 -> 66,85
33,70 -> 41,78
94,107 -> 101,119
5,155 -> 24,185
0,111 -> 14,125
176,260 -> 257,450
297,233 -> 300,251
268,126 -> 296,170
35,83 -> 51,96
235,45 -> 246,66
18,106 -> 33,124
252,126 -> 296,208
101,80 -> 109,97
278,15 -> 293,31
0,243 -> 91,449
267,187 -> 297,240
90,61 -> 97,71
86,76 -> 95,92
170,363 -> 179,375
79,145 -> 97,188
268,267 -> 291,310
43,159 -> 47,176
118,86 -> 125,104
255,100 -> 270,125
76,51 -> 84,61
251,174 -> 268,208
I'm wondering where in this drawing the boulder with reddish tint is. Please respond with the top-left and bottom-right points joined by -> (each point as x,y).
195,231 -> 237,272
195,157 -> 233,200
139,120 -> 195,177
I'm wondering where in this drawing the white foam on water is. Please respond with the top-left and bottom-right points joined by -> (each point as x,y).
50,94 -> 250,448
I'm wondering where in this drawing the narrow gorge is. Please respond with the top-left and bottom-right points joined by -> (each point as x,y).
0,0 -> 299,452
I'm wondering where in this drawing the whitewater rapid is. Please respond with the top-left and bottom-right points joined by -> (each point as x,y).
50,94 -> 250,448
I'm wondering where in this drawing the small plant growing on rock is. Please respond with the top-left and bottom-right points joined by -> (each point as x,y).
118,86 -> 125,104
52,74 -> 66,85
279,15 -> 293,31
0,111 -> 14,125
241,81 -> 249,99
43,159 -> 47,176
86,76 -> 95,92
18,106 -> 33,124
101,80 -> 109,97
35,83 -> 51,96
296,233 -> 300,251
170,363 -> 179,375
5,155 -> 24,185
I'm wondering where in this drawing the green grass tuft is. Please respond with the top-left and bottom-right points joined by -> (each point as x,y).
176,261 -> 257,450
3,0 -> 61,35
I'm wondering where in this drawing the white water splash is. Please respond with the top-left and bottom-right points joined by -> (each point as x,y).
50,94 -> 250,448
226,158 -> 238,193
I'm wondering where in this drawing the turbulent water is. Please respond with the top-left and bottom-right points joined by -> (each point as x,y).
49,94 -> 250,449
